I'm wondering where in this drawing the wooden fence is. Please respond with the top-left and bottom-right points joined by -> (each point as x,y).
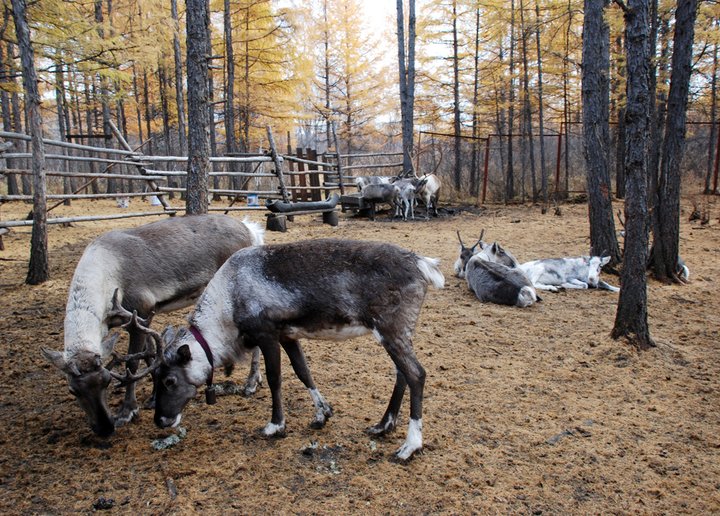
0,124 -> 404,230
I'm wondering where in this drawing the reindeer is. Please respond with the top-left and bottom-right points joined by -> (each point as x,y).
393,178 -> 416,221
519,256 -> 619,292
412,173 -> 441,220
454,231 -> 538,307
360,183 -> 401,221
42,214 -> 264,438
153,239 -> 444,461
355,175 -> 392,191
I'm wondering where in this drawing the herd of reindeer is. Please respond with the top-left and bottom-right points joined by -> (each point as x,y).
41,173 -> 688,462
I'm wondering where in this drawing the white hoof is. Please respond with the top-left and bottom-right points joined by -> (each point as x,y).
395,418 -> 422,461
262,421 -> 286,437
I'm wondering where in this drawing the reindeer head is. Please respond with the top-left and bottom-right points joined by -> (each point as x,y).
454,230 -> 486,278
153,327 -> 203,430
42,334 -> 119,437
585,255 -> 611,288
478,242 -> 520,268
42,290 -> 161,437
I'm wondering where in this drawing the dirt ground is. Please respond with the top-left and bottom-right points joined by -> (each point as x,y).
0,195 -> 719,514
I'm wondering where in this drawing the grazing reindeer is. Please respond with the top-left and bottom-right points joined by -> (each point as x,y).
360,183 -> 401,220
153,239 -> 444,461
412,173 -> 441,220
355,175 -> 392,190
42,215 -> 264,437
393,178 -> 416,221
454,231 -> 538,307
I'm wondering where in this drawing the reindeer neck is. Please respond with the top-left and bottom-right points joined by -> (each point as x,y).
64,251 -> 119,357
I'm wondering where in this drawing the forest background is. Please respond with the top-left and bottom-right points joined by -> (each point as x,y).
2,0 -> 719,203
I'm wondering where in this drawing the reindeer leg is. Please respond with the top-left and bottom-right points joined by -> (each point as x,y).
561,279 -> 588,289
279,336 -> 333,429
367,367 -> 406,436
255,337 -> 286,437
242,347 -> 263,396
372,332 -> 425,460
115,329 -> 143,426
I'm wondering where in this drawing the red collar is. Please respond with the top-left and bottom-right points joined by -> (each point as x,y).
189,325 -> 217,404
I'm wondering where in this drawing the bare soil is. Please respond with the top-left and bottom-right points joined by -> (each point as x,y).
1,197 -> 719,514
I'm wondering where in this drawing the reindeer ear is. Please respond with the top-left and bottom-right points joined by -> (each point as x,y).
100,332 -> 120,358
600,256 -> 611,266
42,348 -> 67,371
41,348 -> 82,376
161,326 -> 177,345
177,345 -> 192,365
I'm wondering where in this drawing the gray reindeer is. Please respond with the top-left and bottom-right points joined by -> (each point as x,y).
42,215 -> 264,437
152,239 -> 444,461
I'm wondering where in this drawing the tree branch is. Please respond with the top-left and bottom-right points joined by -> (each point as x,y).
613,0 -> 632,15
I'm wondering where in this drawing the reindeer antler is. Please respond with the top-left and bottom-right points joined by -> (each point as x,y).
108,289 -> 152,328
474,230 -> 485,249
107,311 -> 164,386
456,230 -> 466,249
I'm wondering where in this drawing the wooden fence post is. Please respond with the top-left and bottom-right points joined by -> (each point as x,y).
266,126 -> 289,202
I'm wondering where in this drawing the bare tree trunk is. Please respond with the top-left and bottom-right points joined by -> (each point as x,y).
9,39 -> 31,195
613,34 -> 626,199
54,52 -> 72,206
185,0 -> 211,214
0,9 -> 18,195
207,17 -> 218,201
561,0 -> 572,198
582,0 -> 620,264
323,0 -> 332,152
132,63 -> 143,146
224,0 -> 239,195
650,0 -> 698,282
452,0 -> 461,191
397,0 -> 416,175
159,65 -> 172,156
534,1 -> 548,206
83,76 -> 99,194
11,0 -> 49,284
171,0 -> 187,156
612,0 -> 653,350
506,0 -> 516,201
706,41 -> 718,194
143,70 -> 153,155
470,4 -> 481,198
95,0 -> 116,194
520,0 -> 536,202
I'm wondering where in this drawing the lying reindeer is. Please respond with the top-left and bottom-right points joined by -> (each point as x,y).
455,231 -> 539,307
519,256 -> 619,292
153,239 -> 444,461
42,214 -> 264,438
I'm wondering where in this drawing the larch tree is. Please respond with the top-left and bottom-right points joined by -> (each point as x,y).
582,0 -> 620,264
649,0 -> 699,282
171,0 -> 187,156
185,0 -> 211,214
397,0 -> 416,175
11,0 -> 49,284
612,0 -> 653,350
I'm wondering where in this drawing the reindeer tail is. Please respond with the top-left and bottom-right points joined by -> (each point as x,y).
416,256 -> 445,289
242,217 -> 266,246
